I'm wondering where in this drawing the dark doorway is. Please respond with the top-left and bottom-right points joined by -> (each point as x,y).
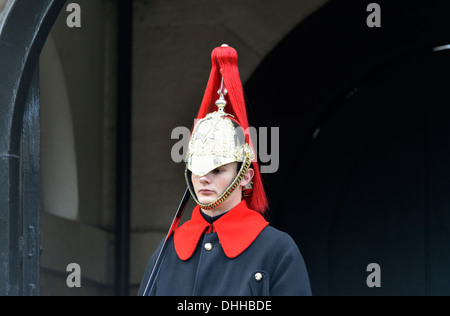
245,0 -> 450,295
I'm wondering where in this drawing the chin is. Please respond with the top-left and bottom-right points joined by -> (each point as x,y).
198,199 -> 215,205
197,195 -> 217,205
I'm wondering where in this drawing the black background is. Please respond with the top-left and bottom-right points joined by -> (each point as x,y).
245,0 -> 450,295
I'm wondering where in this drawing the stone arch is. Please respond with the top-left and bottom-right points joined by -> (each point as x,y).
0,0 -> 66,295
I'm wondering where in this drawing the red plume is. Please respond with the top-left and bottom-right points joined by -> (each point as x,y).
195,45 -> 268,215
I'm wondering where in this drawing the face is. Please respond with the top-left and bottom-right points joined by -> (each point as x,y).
191,162 -> 253,213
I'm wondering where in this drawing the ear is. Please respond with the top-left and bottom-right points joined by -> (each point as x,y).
240,167 -> 254,187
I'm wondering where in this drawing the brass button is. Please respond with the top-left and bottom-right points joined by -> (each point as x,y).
204,242 -> 213,251
254,272 -> 263,282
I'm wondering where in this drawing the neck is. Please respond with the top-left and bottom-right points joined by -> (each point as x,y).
201,207 -> 229,218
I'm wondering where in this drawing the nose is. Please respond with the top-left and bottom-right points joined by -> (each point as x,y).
199,173 -> 211,184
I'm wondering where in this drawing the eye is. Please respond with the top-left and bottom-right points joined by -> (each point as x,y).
212,168 -> 224,174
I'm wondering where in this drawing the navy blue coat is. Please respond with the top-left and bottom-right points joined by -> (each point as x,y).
138,202 -> 312,296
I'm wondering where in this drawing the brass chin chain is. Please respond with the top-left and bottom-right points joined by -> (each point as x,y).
185,157 -> 252,210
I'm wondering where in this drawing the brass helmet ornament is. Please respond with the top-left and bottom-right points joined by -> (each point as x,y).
184,44 -> 268,214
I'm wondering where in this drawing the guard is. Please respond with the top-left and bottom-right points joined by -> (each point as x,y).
138,44 -> 312,296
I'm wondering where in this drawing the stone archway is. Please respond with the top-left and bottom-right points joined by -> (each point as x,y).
0,0 -> 66,296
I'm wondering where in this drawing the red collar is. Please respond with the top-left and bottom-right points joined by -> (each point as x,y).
174,200 -> 269,260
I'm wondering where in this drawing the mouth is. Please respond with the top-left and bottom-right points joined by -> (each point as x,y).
198,189 -> 215,195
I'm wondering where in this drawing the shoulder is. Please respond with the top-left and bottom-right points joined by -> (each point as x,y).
254,225 -> 304,257
259,225 -> 298,245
